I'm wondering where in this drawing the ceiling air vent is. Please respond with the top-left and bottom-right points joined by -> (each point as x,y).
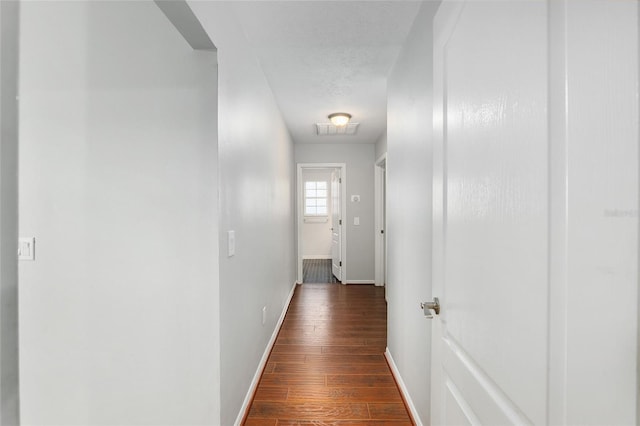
315,123 -> 359,136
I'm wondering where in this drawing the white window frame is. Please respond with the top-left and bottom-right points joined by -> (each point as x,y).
304,180 -> 329,217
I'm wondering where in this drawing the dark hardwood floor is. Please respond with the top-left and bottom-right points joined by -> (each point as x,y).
243,284 -> 413,425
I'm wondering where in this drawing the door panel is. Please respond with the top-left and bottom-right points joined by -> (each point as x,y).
442,339 -> 526,424
560,2 -> 638,423
432,1 -> 548,424
444,381 -> 475,426
433,1 -> 638,425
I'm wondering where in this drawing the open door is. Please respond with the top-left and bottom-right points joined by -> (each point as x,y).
330,169 -> 342,282
431,1 -> 638,425
374,155 -> 386,288
297,163 -> 346,284
431,3 -> 549,423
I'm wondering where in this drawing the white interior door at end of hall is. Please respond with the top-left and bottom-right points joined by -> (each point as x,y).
331,169 -> 342,281
432,1 -> 549,425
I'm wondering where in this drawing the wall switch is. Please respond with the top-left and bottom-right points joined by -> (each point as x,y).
351,195 -> 360,202
354,217 -> 360,226
262,306 -> 267,325
18,237 -> 35,261
227,230 -> 235,257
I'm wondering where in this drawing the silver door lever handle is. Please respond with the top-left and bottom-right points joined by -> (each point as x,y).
420,297 -> 440,318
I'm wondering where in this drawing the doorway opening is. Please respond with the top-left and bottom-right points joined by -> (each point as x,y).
296,163 -> 347,284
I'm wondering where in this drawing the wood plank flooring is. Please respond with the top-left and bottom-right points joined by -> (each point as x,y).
243,284 -> 413,425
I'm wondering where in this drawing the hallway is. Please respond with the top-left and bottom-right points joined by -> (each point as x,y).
244,284 -> 412,424
5,1 -> 638,424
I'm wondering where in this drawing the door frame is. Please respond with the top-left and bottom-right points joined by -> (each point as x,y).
296,163 -> 347,284
0,2 -> 20,423
374,153 -> 387,287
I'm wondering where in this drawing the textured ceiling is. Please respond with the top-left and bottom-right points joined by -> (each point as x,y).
231,1 -> 422,144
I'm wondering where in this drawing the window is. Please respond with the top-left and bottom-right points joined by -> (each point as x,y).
305,181 -> 328,216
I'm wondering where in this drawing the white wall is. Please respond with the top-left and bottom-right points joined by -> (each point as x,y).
302,169 -> 333,259
295,143 -> 375,283
0,2 -> 20,424
19,2 -> 220,424
375,131 -> 387,161
188,3 -> 297,424
386,2 -> 440,423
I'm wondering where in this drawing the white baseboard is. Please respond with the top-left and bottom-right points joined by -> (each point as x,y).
302,255 -> 332,260
234,281 -> 298,426
343,279 -> 375,284
385,348 -> 423,426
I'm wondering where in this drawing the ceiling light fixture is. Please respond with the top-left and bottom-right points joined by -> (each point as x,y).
328,112 -> 352,127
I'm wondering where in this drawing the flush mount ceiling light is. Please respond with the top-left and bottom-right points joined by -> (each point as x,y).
328,112 -> 352,127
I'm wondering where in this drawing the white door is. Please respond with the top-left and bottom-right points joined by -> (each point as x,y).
331,169 -> 342,281
381,166 -> 386,286
431,1 -> 638,425
375,158 -> 387,288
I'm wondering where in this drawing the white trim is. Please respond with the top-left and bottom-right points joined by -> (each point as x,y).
297,163 -> 347,284
234,282 -> 298,426
385,348 -> 423,426
374,153 -> 387,287
343,280 -> 375,284
303,216 -> 328,223
302,255 -> 332,260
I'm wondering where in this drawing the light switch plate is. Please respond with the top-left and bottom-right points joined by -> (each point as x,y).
354,217 -> 360,226
351,195 -> 360,202
227,230 -> 235,257
18,237 -> 35,261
